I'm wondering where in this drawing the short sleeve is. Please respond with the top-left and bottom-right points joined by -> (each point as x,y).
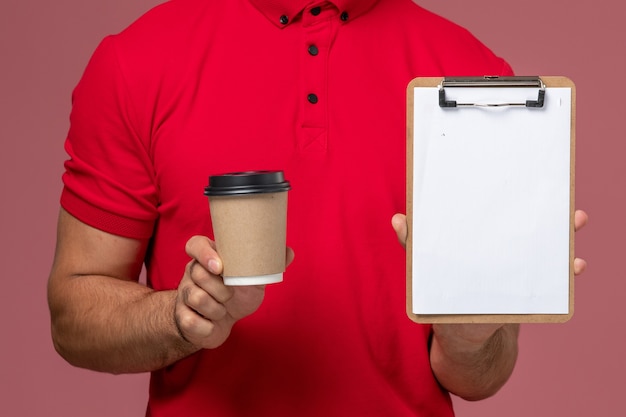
61,36 -> 158,239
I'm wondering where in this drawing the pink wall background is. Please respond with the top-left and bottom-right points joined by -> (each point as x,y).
1,1 -> 624,416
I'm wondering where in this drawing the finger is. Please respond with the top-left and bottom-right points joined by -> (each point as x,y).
574,257 -> 587,276
185,235 -> 223,275
186,259 -> 233,305
180,277 -> 228,321
391,213 -> 408,248
573,211 -> 588,276
574,210 -> 588,232
286,247 -> 295,267
174,302 -> 218,343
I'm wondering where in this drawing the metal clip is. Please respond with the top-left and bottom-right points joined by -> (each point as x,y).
438,76 -> 546,108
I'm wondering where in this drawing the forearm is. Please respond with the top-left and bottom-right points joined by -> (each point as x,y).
430,323 -> 520,401
49,275 -> 198,374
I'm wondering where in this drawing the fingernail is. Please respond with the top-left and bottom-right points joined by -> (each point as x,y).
208,259 -> 220,275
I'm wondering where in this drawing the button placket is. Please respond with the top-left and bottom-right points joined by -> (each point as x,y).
299,5 -> 338,153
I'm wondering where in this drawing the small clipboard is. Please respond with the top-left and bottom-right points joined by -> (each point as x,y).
406,76 -> 576,324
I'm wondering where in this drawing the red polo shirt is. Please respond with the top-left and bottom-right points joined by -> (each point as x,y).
61,0 -> 513,416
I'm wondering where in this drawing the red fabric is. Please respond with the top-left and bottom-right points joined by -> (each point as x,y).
61,0 -> 513,416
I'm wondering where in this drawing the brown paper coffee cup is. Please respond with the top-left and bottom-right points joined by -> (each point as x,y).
204,171 -> 290,286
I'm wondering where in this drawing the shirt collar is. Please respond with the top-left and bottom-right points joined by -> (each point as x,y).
248,0 -> 380,28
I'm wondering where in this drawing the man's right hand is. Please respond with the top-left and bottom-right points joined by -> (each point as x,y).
175,235 -> 264,349
175,236 -> 295,350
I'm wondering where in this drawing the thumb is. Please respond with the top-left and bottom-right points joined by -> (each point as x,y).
391,213 -> 408,249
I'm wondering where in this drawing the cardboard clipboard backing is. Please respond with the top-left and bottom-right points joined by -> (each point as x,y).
406,76 -> 576,324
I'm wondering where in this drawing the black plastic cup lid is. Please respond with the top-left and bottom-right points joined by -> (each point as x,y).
204,171 -> 291,196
